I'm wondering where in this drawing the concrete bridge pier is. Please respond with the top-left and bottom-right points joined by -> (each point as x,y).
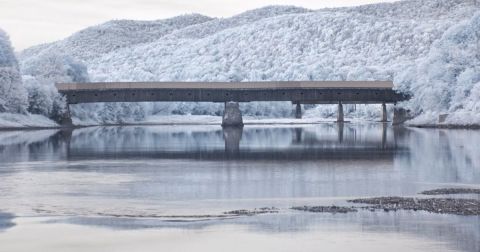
222,102 -> 244,127
295,103 -> 302,119
337,102 -> 344,123
381,102 -> 388,122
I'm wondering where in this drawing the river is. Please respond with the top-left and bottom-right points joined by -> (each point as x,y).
0,123 -> 479,251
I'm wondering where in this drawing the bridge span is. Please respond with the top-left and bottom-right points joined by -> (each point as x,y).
55,81 -> 410,126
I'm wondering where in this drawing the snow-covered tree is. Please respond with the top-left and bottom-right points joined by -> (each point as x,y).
0,28 -> 28,113
20,51 -> 89,121
21,51 -> 89,83
396,12 -> 480,123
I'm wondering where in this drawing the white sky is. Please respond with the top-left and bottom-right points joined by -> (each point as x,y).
0,0 -> 398,51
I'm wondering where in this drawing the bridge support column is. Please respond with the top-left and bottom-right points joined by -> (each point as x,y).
222,102 -> 243,127
337,102 -> 344,123
381,102 -> 388,122
295,103 -> 302,119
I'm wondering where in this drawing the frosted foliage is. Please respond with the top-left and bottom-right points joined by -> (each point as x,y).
163,6 -> 310,41
71,102 -> 147,125
0,29 -> 27,113
86,1 -> 478,83
22,76 -> 65,117
20,51 -> 149,122
18,1 -> 480,125
396,12 -> 480,124
21,51 -> 89,83
343,0 -> 476,20
19,52 -> 89,119
0,31 -> 18,68
20,14 -> 214,62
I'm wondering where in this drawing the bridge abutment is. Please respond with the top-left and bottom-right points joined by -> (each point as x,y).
222,102 -> 244,127
337,102 -> 344,123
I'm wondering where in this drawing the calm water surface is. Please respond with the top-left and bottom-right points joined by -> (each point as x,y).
0,123 -> 479,252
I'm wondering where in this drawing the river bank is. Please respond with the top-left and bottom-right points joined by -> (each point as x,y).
3,114 -> 480,131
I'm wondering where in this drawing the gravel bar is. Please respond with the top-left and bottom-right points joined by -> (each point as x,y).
348,197 -> 480,216
420,188 -> 480,195
291,205 -> 358,214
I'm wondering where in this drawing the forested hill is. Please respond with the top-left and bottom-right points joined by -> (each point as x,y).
4,0 -> 480,125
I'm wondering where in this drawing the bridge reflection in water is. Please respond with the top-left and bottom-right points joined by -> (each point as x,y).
61,123 -> 406,162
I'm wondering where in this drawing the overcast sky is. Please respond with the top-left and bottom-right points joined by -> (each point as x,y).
0,0 -> 397,50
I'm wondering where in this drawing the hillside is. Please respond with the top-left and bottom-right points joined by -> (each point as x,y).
20,14 -> 214,62
17,0 -> 480,125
